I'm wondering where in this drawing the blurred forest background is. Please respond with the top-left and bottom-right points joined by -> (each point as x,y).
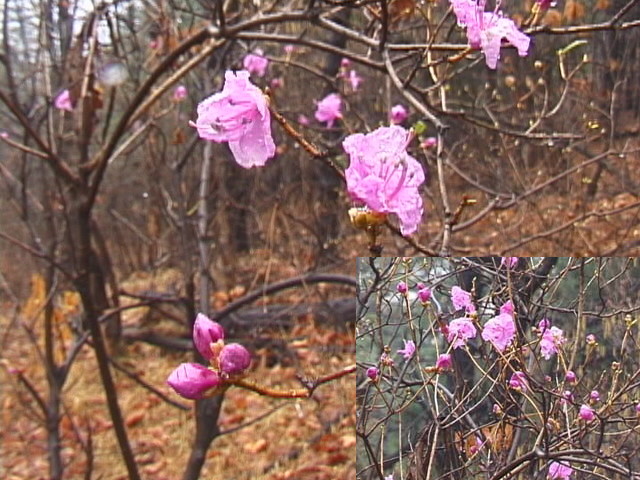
0,0 -> 640,478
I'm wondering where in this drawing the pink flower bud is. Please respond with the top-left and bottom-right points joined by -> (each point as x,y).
586,334 -> 597,346
243,49 -> 269,77
509,371 -> 528,392
590,390 -> 600,402
579,404 -> 595,421
340,57 -> 350,67
284,44 -> 295,54
173,85 -> 188,102
635,403 -> 640,414
436,353 -> 452,371
396,281 -> 408,294
366,367 -> 379,381
548,461 -> 573,479
565,370 -> 577,383
421,137 -> 437,148
315,93 -> 342,128
389,104 -> 408,124
298,114 -> 310,126
193,313 -> 225,360
219,343 -> 251,376
167,363 -> 221,399
418,287 -> 432,303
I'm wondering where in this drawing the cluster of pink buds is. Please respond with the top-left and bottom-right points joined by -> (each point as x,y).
167,313 -> 251,399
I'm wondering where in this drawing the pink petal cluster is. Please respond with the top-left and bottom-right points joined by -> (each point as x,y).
173,85 -> 188,102
421,137 -> 437,149
499,300 -> 514,316
315,93 -> 343,127
190,70 -> 276,168
343,125 -> 425,236
167,313 -> 252,399
548,461 -> 573,479
539,325 -> 566,360
447,317 -> 477,349
396,281 -> 408,294
397,339 -> 416,360
451,286 -> 475,313
389,104 -> 408,124
481,310 -> 516,352
509,371 -> 529,392
54,90 -> 74,111
449,0 -> 530,69
501,256 -> 519,268
243,49 -> 269,77
366,367 -> 380,381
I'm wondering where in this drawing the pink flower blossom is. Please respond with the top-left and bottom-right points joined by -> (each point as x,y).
348,70 -> 363,91
548,461 -> 573,479
586,334 -> 597,345
343,125 -> 425,236
540,326 -> 566,360
449,0 -> 530,69
341,57 -> 351,67
635,403 -> 640,413
380,352 -> 395,367
284,44 -> 295,54
389,104 -> 408,124
561,390 -> 574,405
436,353 -> 452,371
189,70 -> 276,168
447,317 -> 477,349
590,390 -> 600,402
501,256 -> 518,268
509,371 -> 529,392
270,77 -> 283,89
565,370 -> 577,383
193,313 -> 225,360
218,343 -> 251,376
481,312 -> 516,352
451,286 -> 475,313
418,287 -> 432,303
397,281 -> 408,294
579,404 -> 595,421
398,339 -> 416,359
173,85 -> 188,102
367,367 -> 380,381
54,90 -> 74,111
243,49 -> 269,77
315,93 -> 342,127
167,363 -> 221,399
500,300 -> 514,316
538,318 -> 551,331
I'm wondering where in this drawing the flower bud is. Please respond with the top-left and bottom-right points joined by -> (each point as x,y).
193,313 -> 225,360
167,363 -> 221,399
219,343 -> 251,376
366,367 -> 380,381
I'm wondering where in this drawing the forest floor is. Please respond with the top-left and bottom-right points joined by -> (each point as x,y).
0,256 -> 355,480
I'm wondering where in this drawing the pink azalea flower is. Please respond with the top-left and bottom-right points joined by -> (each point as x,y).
54,89 -> 74,111
242,49 -> 269,77
579,404 -> 595,421
418,286 -> 432,303
561,390 -> 574,406
540,326 -> 566,360
538,318 -> 551,331
509,371 -> 529,392
481,312 -> 516,352
173,85 -> 188,102
396,281 -> 408,294
590,390 -> 600,402
449,0 -> 530,69
218,343 -> 251,376
565,370 -> 577,383
348,70 -> 363,91
451,286 -> 474,313
341,57 -> 351,67
436,353 -> 453,371
500,300 -> 514,316
397,339 -> 416,360
501,256 -> 518,268
586,334 -> 597,345
167,363 -> 221,399
298,114 -> 310,125
315,93 -> 342,128
193,313 -> 225,360
548,461 -> 573,479
189,70 -> 276,168
447,317 -> 477,349
343,125 -> 425,236
635,403 -> 640,414
389,104 -> 408,124
367,367 -> 380,381
284,44 -> 295,54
